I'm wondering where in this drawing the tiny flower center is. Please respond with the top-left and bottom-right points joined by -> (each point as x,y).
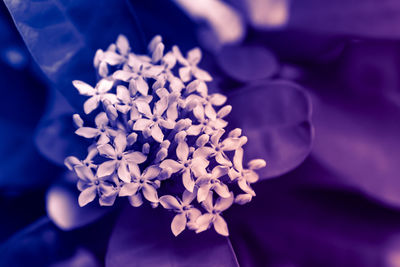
117,154 -> 123,160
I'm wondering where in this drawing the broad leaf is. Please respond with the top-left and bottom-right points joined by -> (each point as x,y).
227,80 -> 313,179
4,0 -> 145,109
216,45 -> 278,82
106,206 -> 239,267
288,0 -> 400,38
311,91 -> 400,208
34,89 -> 86,165
227,168 -> 400,266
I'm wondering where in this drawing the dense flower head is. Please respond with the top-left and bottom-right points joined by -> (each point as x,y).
65,35 -> 266,236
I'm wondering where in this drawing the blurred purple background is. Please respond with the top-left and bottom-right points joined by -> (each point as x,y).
1,0 -> 400,266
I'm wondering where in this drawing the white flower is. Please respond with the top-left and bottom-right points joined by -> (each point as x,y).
186,104 -> 228,136
195,192 -> 234,236
97,134 -> 147,182
194,129 -> 242,166
75,112 -> 118,145
72,79 -> 117,114
113,55 -> 162,96
65,145 -> 98,171
133,97 -> 175,142
160,139 -> 208,192
229,148 -> 266,201
115,85 -> 152,121
159,191 -> 201,236
119,165 -> 161,206
196,166 -> 231,202
172,46 -> 212,82
74,165 -> 118,207
65,34 -> 266,237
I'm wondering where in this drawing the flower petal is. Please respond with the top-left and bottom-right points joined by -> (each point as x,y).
97,160 -> 117,177
97,144 -> 116,159
72,80 -> 95,96
119,183 -> 140,197
78,186 -> 97,207
75,127 -> 99,138
213,215 -> 229,236
142,184 -> 159,203
114,134 -> 127,155
182,169 -> 195,192
197,184 -> 212,203
214,183 -> 231,198
176,141 -> 189,162
195,213 -> 214,233
134,76 -> 149,96
215,193 -> 234,212
171,213 -> 187,237
159,195 -> 182,210
128,193 -> 143,207
117,162 -> 131,183
83,96 -> 100,114
151,124 -> 164,143
179,66 -> 192,82
160,160 -> 183,173
133,118 -> 153,131
124,152 -> 147,164
142,165 -> 161,180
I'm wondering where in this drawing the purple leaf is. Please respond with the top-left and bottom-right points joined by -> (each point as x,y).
106,206 -> 239,267
311,91 -> 400,207
0,217 -> 75,266
289,0 -> 400,38
227,80 -> 313,179
217,45 -> 278,82
227,171 -> 400,266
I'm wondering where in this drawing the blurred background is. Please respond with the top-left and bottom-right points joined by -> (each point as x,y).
1,0 -> 400,266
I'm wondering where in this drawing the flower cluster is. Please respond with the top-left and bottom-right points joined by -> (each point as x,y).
65,35 -> 266,236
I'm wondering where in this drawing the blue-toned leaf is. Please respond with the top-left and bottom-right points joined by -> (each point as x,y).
0,191 -> 45,243
106,206 -> 239,267
34,88 -> 86,165
0,217 -> 75,266
0,24 -> 55,190
227,80 -> 313,179
4,0 -> 145,109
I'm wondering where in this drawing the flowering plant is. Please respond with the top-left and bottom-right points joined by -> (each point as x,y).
65,35 -> 265,236
4,0 -> 400,266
